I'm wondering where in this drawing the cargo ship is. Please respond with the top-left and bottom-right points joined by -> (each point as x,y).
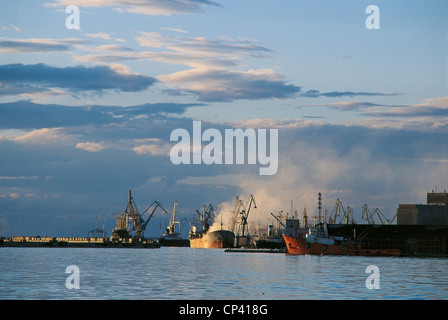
189,204 -> 235,248
283,222 -> 401,256
158,201 -> 190,247
190,230 -> 235,248
283,190 -> 448,257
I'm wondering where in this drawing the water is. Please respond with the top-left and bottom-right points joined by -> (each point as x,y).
1,247 -> 447,300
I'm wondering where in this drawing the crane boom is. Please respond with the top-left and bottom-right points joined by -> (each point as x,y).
142,201 -> 168,230
270,212 -> 286,228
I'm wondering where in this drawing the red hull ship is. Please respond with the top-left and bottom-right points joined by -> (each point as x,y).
283,235 -> 401,256
283,221 -> 401,256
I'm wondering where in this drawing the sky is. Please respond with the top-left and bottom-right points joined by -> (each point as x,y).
0,0 -> 447,237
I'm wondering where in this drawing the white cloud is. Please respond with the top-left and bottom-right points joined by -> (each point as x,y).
12,128 -> 78,145
159,68 -> 300,101
136,32 -> 272,68
133,143 -> 172,156
86,33 -> 111,40
76,141 -> 107,152
1,24 -> 21,32
45,0 -> 223,16
75,31 -> 300,102
162,27 -> 188,34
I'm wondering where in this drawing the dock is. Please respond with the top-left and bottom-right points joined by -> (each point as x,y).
0,236 -> 160,248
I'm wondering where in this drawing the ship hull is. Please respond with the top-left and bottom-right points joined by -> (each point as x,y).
158,237 -> 190,247
254,237 -> 285,249
283,235 -> 401,256
190,230 -> 235,249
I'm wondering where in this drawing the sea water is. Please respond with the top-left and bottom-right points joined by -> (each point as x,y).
0,247 -> 447,300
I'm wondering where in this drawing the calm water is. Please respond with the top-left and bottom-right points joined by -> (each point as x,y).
0,247 -> 447,300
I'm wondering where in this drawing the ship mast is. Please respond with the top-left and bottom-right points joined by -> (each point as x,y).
318,192 -> 322,224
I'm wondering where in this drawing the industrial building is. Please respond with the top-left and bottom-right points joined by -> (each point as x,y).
397,191 -> 448,226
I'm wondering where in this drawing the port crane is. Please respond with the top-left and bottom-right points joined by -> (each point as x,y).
328,199 -> 355,224
165,200 -> 184,235
362,204 -> 393,225
126,190 -> 168,239
237,194 -> 257,237
270,212 -> 286,229
229,196 -> 244,233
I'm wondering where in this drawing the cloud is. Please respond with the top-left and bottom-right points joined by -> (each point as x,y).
162,28 -> 188,34
1,192 -> 20,199
136,32 -> 272,61
1,112 -> 447,236
95,44 -> 134,52
133,143 -> 172,156
0,63 -> 157,97
76,142 -> 107,152
45,0 -> 223,16
299,89 -> 401,98
79,32 -> 272,70
76,32 -> 300,102
1,24 -> 22,32
11,127 -> 78,145
0,100 -> 203,129
309,101 -> 383,111
0,100 -> 117,129
309,97 -> 448,130
364,96 -> 448,118
174,117 -> 448,232
159,68 -> 301,102
86,33 -> 111,40
0,38 -> 88,53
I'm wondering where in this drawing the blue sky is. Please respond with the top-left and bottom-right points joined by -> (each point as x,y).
0,0 -> 447,237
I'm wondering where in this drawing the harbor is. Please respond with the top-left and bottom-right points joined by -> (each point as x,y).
2,189 -> 448,257
1,0 -> 446,305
